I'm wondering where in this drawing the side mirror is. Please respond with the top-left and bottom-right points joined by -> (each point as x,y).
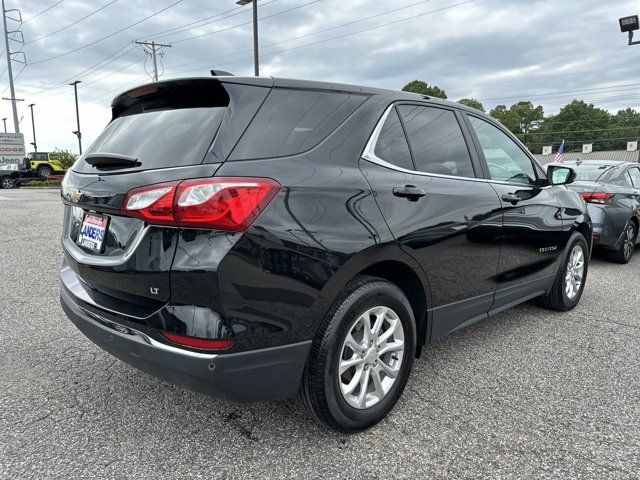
547,165 -> 577,185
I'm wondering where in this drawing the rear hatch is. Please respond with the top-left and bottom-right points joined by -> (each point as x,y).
61,77 -> 271,316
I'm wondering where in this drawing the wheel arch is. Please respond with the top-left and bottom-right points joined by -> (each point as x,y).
310,244 -> 432,352
571,219 -> 593,256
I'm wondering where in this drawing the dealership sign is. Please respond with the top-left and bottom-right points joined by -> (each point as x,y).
0,133 -> 25,165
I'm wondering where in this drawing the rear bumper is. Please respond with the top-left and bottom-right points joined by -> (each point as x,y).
61,287 -> 311,402
587,204 -> 620,248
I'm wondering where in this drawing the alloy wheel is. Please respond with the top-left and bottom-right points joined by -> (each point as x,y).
338,306 -> 405,409
623,224 -> 636,260
565,245 -> 585,300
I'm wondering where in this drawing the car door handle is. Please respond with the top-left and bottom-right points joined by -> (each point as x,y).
501,193 -> 521,204
393,185 -> 426,201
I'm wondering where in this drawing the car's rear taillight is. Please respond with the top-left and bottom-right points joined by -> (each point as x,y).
161,331 -> 234,351
579,192 -> 614,205
175,177 -> 280,230
122,181 -> 179,225
121,177 -> 280,231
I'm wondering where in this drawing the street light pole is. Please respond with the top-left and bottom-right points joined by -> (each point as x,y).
28,103 -> 36,152
1,117 -> 6,132
236,0 -> 259,76
70,80 -> 82,154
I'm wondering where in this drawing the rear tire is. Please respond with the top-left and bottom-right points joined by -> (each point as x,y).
299,275 -> 416,432
0,177 -> 13,189
37,166 -> 52,178
539,232 -> 588,311
607,220 -> 637,264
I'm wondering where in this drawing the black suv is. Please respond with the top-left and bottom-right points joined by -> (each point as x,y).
60,77 -> 591,431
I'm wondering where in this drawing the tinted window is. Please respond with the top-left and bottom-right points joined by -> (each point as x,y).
231,88 -> 367,160
373,108 -> 413,170
628,167 -> 640,187
469,116 -> 537,185
397,105 -> 474,178
76,108 -> 226,172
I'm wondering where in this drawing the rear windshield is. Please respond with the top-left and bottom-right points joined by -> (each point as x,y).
230,88 -> 367,160
571,164 -> 617,181
74,107 -> 226,173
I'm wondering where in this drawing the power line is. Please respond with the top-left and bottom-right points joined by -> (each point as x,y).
142,0 -> 277,41
29,43 -> 134,96
514,126 -> 640,137
22,0 -> 64,24
168,0 -> 475,76
480,83 -> 640,103
170,0 -> 321,44
168,0 -> 439,72
526,136 -> 640,147
42,55 -> 144,98
25,0 -> 119,45
28,0 -> 184,65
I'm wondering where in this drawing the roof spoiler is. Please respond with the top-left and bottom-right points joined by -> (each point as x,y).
211,70 -> 234,77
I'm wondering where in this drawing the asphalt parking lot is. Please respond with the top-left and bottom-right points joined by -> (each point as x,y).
1,188 -> 639,479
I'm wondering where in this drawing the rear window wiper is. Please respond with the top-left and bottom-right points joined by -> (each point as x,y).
85,153 -> 140,168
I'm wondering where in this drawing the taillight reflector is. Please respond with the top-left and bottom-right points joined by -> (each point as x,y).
120,177 -> 280,231
161,331 -> 234,351
579,192 -> 614,204
122,181 -> 178,225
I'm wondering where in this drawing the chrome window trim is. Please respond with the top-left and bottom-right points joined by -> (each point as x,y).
362,103 -> 551,189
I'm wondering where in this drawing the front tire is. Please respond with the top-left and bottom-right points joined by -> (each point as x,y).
300,276 -> 416,432
607,220 -> 637,264
0,177 -> 13,189
539,232 -> 588,311
37,166 -> 52,178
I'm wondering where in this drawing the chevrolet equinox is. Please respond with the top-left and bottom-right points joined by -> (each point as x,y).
60,76 -> 591,431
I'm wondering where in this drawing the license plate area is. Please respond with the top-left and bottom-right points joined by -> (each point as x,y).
77,212 -> 109,253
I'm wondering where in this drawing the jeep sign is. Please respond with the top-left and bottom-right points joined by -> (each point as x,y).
0,133 -> 25,166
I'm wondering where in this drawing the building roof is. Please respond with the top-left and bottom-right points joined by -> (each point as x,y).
534,150 -> 640,164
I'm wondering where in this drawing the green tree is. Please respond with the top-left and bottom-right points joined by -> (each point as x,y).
537,100 -> 612,152
402,80 -> 447,99
457,98 -> 484,112
489,101 -> 544,145
54,148 -> 78,170
609,108 -> 640,150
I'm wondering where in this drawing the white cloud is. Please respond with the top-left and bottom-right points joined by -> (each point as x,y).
3,0 -> 639,154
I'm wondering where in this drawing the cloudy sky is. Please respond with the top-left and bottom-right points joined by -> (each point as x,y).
3,0 -> 640,153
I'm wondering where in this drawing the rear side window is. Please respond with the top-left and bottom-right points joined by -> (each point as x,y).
76,107 -> 226,172
373,108 -> 413,170
397,105 -> 475,178
230,88 -> 367,160
573,164 -> 616,181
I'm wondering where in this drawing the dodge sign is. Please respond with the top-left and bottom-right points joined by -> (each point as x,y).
0,133 -> 26,166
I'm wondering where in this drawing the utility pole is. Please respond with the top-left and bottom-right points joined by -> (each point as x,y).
70,81 -> 82,154
1,118 -> 6,132
134,40 -> 171,82
28,103 -> 36,152
236,0 -> 259,76
1,0 -> 21,133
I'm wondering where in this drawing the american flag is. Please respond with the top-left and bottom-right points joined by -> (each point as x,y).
554,141 -> 565,162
